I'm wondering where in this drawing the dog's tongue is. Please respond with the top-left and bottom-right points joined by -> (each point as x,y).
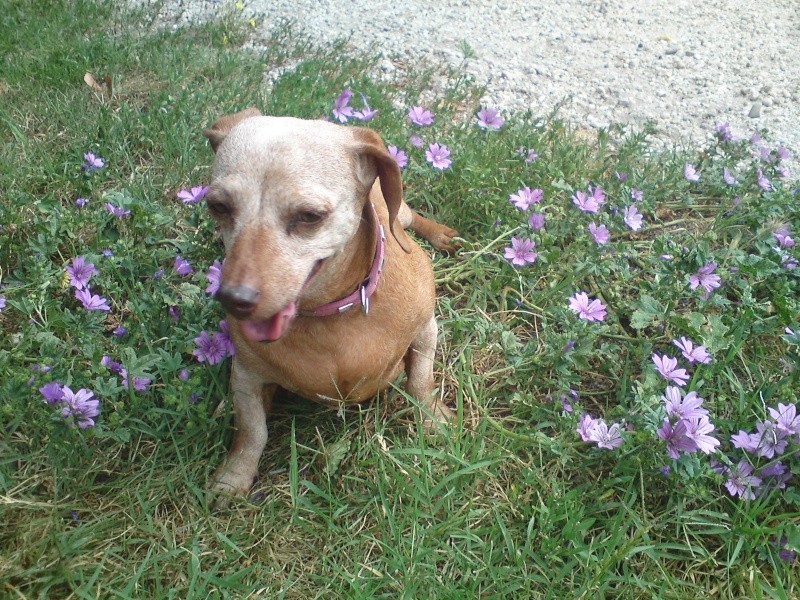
240,301 -> 297,342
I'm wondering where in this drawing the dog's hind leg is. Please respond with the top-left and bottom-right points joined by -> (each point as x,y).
405,315 -> 454,424
397,202 -> 459,253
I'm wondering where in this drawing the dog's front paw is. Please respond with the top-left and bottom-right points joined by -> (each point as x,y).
206,468 -> 255,509
419,397 -> 456,432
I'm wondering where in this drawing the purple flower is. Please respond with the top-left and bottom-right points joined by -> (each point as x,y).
723,167 -> 738,186
774,536 -> 797,563
662,386 -> 708,420
177,185 -> 209,204
767,403 -> 800,437
558,392 -> 574,414
82,152 -> 104,172
102,249 -> 113,258
519,147 -> 538,163
577,413 -> 598,442
476,107 -> 504,130
65,256 -> 97,290
409,134 -> 424,148
753,421 -> 788,458
588,222 -> 610,245
759,462 -> 792,492
0,296 -> 5,311
408,105 -> 434,126
153,268 -> 165,280
776,145 -> 791,161
673,336 -> 711,364
39,382 -> 64,404
193,331 -> 227,365
113,326 -> 127,338
120,369 -> 152,393
684,163 -> 700,182
353,107 -> 379,122
689,261 -> 721,298
106,203 -> 130,218
75,288 -> 111,311
332,89 -> 354,123
509,186 -> 543,210
779,548 -> 797,564
179,368 -> 189,381
206,260 -> 222,295
709,458 -> 727,474
656,418 -> 697,459
776,165 -> 791,179
759,462 -> 788,479
174,255 -> 193,276
630,188 -> 643,201
217,320 -> 236,357
353,95 -> 378,122
773,225 -> 795,248
528,212 -> 545,231
781,254 -> 798,270
623,205 -> 643,231
169,305 -> 181,322
572,187 -> 605,213
75,197 -> 89,207
503,237 -> 537,267
587,420 -> 624,450
589,186 -> 605,205
425,143 -> 451,170
684,415 -> 720,454
100,355 -> 123,375
756,167 -> 772,191
615,171 -> 628,182
715,122 -> 733,142
387,145 -> 407,169
750,132 -> 762,145
59,386 -> 100,428
724,460 -> 762,500
568,292 -> 607,322
730,430 -> 759,453
652,354 -> 689,386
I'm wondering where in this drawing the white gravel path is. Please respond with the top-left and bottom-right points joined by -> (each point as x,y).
135,0 -> 800,166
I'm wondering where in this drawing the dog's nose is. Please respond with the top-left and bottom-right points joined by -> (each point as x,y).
215,284 -> 259,318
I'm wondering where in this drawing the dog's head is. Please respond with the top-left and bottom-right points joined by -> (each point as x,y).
202,108 -> 410,343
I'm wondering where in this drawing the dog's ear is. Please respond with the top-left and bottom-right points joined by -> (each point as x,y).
351,127 -> 413,253
203,107 -> 262,153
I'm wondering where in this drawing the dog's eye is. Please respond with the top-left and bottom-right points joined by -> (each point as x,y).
207,201 -> 231,218
296,211 -> 323,225
288,210 -> 326,233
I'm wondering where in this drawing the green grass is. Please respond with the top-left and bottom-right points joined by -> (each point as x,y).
1,1 -> 798,598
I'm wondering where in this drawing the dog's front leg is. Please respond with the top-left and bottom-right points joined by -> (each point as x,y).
209,359 -> 274,501
405,315 -> 455,424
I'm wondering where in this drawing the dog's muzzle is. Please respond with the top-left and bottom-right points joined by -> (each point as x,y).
215,284 -> 259,319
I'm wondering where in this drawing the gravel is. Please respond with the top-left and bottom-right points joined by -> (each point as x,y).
133,0 -> 800,167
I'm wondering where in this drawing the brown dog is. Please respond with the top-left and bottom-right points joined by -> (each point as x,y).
202,109 -> 457,499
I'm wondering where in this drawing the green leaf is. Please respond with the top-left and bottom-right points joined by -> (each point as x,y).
702,314 -> 732,354
323,437 -> 351,477
630,294 -> 665,330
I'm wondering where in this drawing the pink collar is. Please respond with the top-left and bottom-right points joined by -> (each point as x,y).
301,203 -> 385,317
